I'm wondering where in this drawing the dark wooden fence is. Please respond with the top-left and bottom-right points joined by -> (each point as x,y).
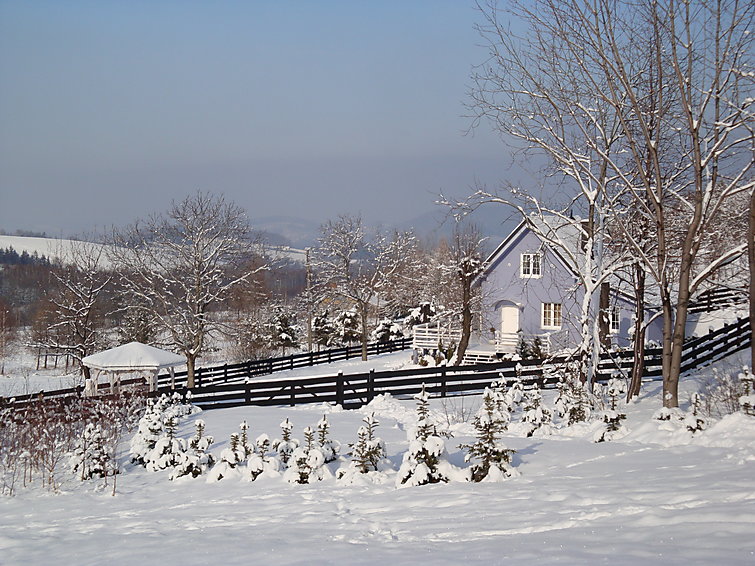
2,319 -> 750,411
156,337 -> 412,389
688,287 -> 748,314
177,357 -> 562,411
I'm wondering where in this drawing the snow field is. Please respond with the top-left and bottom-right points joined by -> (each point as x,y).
2,358 -> 755,565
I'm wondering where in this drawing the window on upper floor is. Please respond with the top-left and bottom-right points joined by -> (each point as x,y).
609,306 -> 621,334
520,252 -> 542,278
541,302 -> 562,329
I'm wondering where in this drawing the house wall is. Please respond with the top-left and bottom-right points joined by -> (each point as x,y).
479,228 -> 584,351
479,227 -> 664,352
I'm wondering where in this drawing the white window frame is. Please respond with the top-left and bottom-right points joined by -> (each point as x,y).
520,252 -> 542,278
541,302 -> 562,329
609,306 -> 621,334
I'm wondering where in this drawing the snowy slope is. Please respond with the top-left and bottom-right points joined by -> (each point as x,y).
1,352 -> 754,565
0,235 -> 111,267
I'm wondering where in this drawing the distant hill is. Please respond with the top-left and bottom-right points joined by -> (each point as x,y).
0,235 -> 112,267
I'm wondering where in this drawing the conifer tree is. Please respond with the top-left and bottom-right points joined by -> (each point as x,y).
520,384 -> 553,437
316,415 -> 340,464
272,418 -> 299,469
70,423 -> 110,481
169,419 -> 215,480
461,388 -> 516,482
284,427 -> 327,484
207,432 -> 245,481
396,385 -> 460,487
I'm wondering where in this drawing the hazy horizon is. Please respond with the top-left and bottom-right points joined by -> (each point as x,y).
0,1 -> 530,238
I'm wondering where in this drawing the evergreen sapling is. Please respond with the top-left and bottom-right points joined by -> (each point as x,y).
461,388 -> 517,482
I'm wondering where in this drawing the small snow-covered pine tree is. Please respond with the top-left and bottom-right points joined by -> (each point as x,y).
146,416 -> 187,471
461,388 -> 516,482
129,402 -> 163,467
520,384 -> 553,437
169,419 -> 215,480
207,432 -> 244,481
316,415 -> 340,463
239,420 -> 253,460
70,422 -> 111,481
396,384 -> 461,487
283,427 -> 327,484
272,418 -> 299,469
248,433 -> 280,481
343,412 -> 387,474
594,378 -> 628,442
556,378 -> 592,425
738,368 -> 755,416
684,393 -> 707,433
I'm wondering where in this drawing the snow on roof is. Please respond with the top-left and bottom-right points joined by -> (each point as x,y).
82,342 -> 185,372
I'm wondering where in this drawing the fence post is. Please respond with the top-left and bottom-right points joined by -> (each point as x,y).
309,352 -> 314,367
346,346 -> 351,360
290,354 -> 294,370
441,361 -> 447,398
328,350 -> 332,363
245,379 -> 251,405
337,371 -> 344,406
290,383 -> 296,407
368,369 -> 375,402
197,368 -> 202,389
224,364 -> 228,381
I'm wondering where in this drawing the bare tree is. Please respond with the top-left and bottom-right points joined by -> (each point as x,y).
30,239 -> 111,380
750,188 -> 755,369
467,0 -> 754,405
439,225 -> 485,365
110,191 -> 262,388
314,215 -> 416,360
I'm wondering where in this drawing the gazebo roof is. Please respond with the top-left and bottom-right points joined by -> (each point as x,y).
82,342 -> 185,373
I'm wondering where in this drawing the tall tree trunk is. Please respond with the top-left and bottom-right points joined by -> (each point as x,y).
749,188 -> 755,370
359,305 -> 369,361
186,354 -> 197,389
627,263 -> 646,401
455,279 -> 472,366
598,282 -> 611,348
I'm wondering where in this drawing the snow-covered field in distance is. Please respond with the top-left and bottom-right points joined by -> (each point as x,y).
1,350 -> 754,565
0,234 -> 112,267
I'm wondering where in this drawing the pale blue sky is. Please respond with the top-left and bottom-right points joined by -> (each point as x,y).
0,1 -> 520,237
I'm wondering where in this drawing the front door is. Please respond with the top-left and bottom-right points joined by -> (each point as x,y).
500,303 -> 519,335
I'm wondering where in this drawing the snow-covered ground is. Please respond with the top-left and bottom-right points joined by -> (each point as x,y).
1,351 -> 754,565
0,234 -> 111,267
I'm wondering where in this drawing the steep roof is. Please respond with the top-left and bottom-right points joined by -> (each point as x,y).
481,214 -> 585,279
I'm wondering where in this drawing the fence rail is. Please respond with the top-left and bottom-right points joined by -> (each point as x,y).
156,337 -> 412,389
2,319 -> 750,411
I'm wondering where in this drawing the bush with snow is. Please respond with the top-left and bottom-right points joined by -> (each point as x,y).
555,377 -> 593,425
593,378 -> 628,442
129,402 -> 164,467
738,368 -> 755,416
